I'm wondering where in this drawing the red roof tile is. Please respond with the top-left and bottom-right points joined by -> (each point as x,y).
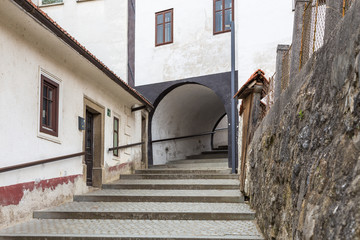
234,69 -> 269,99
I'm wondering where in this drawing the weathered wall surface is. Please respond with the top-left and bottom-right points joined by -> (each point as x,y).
0,0 -> 146,229
246,2 -> 360,239
34,0 -> 129,81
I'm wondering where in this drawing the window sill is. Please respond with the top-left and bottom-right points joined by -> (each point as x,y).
213,30 -> 231,35
77,0 -> 97,2
39,2 -> 64,8
155,41 -> 173,47
37,132 -> 61,144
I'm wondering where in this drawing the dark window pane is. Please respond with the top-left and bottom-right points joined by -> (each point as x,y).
114,134 -> 118,146
48,100 -> 52,126
215,11 -> 223,32
157,25 -> 163,44
42,0 -> 63,5
165,12 -> 171,22
215,0 -> 222,11
44,86 -> 48,98
49,89 -> 53,100
114,119 -> 118,131
165,23 -> 172,42
156,14 -> 163,24
225,0 -> 232,9
225,9 -> 231,30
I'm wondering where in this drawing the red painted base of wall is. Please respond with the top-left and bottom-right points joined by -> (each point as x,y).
0,175 -> 81,207
108,162 -> 130,172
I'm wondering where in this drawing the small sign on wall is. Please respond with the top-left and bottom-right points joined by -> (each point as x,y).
78,116 -> 85,130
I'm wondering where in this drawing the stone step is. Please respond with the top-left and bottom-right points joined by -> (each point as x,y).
169,158 -> 228,164
149,162 -> 229,169
73,189 -> 244,203
201,150 -> 228,154
103,179 -> 239,190
135,168 -> 232,174
120,173 -> 238,180
33,202 -> 255,220
186,153 -> 228,159
0,219 -> 264,240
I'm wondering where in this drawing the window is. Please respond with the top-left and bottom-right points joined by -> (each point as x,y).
214,0 -> 234,34
113,117 -> 119,156
40,75 -> 59,137
155,9 -> 173,46
41,0 -> 63,5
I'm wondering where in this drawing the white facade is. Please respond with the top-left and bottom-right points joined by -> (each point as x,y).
32,0 -> 129,81
0,0 -> 148,229
135,0 -> 293,86
135,0 -> 238,86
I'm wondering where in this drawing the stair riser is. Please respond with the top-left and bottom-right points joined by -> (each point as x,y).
120,175 -> 238,180
33,212 -> 255,221
102,184 -> 239,190
186,154 -> 228,159
169,159 -> 227,164
135,170 -> 231,174
73,196 -> 243,203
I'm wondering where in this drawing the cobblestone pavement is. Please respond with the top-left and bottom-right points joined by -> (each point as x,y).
36,202 -> 254,213
0,219 -> 263,239
82,189 -> 241,197
110,179 -> 239,185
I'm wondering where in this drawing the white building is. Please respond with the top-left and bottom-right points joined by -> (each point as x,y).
0,0 -> 151,229
34,0 -> 293,170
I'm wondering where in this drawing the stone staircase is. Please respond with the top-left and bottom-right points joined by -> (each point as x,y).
0,157 -> 264,239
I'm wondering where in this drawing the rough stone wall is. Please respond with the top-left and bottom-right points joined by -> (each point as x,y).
247,2 -> 360,239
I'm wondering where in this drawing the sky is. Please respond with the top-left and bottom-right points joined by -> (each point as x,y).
237,0 -> 294,85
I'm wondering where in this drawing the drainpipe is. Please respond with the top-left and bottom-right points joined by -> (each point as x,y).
230,21 -> 237,174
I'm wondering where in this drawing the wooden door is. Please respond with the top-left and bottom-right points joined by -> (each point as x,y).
85,110 -> 94,186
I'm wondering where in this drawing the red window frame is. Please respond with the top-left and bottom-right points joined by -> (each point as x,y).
155,9 -> 174,46
40,75 -> 59,137
213,0 -> 234,34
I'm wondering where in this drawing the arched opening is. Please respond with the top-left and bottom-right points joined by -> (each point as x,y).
211,113 -> 228,150
150,83 -> 227,165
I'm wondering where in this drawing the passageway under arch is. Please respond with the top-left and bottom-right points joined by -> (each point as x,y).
150,84 -> 227,165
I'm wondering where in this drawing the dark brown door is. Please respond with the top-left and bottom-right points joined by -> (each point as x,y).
85,110 -> 94,186
141,116 -> 146,163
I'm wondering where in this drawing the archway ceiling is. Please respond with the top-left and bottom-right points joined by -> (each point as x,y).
152,84 -> 226,139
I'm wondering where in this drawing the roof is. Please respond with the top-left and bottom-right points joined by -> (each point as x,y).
234,69 -> 269,99
12,0 -> 153,109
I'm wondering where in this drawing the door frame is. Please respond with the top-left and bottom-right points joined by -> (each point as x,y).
83,96 -> 105,188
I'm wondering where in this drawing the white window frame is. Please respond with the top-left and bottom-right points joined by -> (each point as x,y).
37,68 -> 63,144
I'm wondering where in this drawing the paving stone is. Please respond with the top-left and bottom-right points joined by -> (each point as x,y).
33,202 -> 255,220
0,219 -> 264,239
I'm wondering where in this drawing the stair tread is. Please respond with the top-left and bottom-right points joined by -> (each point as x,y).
77,189 -> 242,197
34,202 -> 254,214
107,179 -> 239,185
0,219 -> 264,239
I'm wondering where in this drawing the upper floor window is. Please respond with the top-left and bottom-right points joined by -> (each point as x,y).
40,0 -> 63,6
214,0 -> 234,34
40,75 -> 59,137
155,9 -> 173,46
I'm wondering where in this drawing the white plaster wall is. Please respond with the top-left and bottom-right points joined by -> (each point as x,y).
213,115 -> 228,148
0,0 -> 142,187
152,84 -> 226,164
135,0 -> 293,88
33,0 -> 128,81
135,0 -> 237,86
